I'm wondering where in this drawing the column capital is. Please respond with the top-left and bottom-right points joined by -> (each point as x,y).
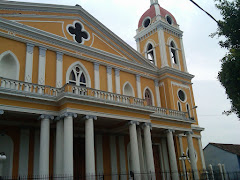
39,47 -> 47,57
128,120 -> 139,126
107,66 -> 112,74
60,112 -> 77,119
56,52 -> 63,62
0,110 -> 4,115
27,43 -> 34,54
94,62 -> 99,70
185,131 -> 193,136
136,74 -> 141,81
38,114 -> 54,120
141,122 -> 152,130
164,129 -> 175,134
115,68 -> 120,76
154,79 -> 159,86
84,115 -> 97,120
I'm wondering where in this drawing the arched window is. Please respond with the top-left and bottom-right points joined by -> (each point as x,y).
68,65 -> 86,87
123,82 -> 134,97
146,43 -> 155,64
177,101 -> 182,111
186,104 -> 191,117
145,88 -> 153,106
170,41 -> 178,64
0,51 -> 19,80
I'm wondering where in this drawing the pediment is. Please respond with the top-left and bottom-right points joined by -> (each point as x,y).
0,1 -> 156,69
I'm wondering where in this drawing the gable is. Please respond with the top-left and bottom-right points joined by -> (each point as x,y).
0,0 -> 160,71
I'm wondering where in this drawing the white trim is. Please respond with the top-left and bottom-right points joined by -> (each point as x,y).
66,61 -> 91,88
38,47 -> 46,86
94,62 -> 100,90
107,66 -> 113,93
180,37 -> 188,72
136,75 -> 142,99
155,80 -> 161,107
56,52 -> 63,88
0,50 -> 20,80
122,81 -> 135,97
165,14 -> 173,25
66,20 -> 90,45
143,86 -> 155,106
157,27 -> 168,67
115,69 -> 120,94
25,43 -> 34,83
159,82 -> 168,108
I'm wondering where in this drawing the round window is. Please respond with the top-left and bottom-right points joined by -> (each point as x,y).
143,18 -> 151,28
166,15 -> 172,25
178,90 -> 186,102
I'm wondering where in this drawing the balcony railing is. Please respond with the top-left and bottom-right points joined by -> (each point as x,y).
0,77 -> 190,120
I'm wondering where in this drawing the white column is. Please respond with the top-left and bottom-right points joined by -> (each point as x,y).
94,63 -> 100,90
24,43 -> 34,91
85,115 -> 97,179
56,52 -> 63,88
115,68 -> 120,94
110,136 -> 118,180
38,115 -> 53,176
136,39 -> 141,53
128,121 -> 141,179
179,37 -> 188,72
161,138 -> 170,180
38,47 -> 46,94
55,117 -> 64,175
107,66 -> 113,93
197,137 -> 206,170
157,26 -> 168,68
166,129 -> 179,180
119,136 -> 127,180
178,135 -> 187,180
137,127 -> 145,174
142,123 -> 155,179
136,75 -> 142,99
186,132 -> 199,179
18,129 -> 30,176
96,135 -> 104,176
154,80 -> 161,107
62,112 -> 77,176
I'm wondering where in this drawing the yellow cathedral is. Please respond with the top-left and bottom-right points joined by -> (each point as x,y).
0,0 -> 206,179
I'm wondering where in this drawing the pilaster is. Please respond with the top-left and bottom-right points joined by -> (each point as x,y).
136,75 -> 142,99
157,26 -> 168,68
154,80 -> 161,107
94,63 -> 100,90
56,52 -> 63,88
115,68 -> 120,94
107,66 -> 113,92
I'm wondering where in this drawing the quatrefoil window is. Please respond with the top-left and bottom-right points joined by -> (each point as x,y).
67,21 -> 90,44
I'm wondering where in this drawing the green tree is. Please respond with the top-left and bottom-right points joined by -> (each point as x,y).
213,0 -> 240,118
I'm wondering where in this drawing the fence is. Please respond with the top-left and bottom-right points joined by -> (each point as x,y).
0,171 -> 239,180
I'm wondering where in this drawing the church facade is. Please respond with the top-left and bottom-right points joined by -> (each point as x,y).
0,0 -> 206,179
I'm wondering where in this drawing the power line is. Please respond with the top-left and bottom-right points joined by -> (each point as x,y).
189,0 -> 219,24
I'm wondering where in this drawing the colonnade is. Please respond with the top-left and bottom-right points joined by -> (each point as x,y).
37,113 -> 202,180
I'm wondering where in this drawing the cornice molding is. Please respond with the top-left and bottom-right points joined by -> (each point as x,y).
158,66 -> 194,80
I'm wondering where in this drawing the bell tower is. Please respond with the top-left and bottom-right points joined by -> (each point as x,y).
135,0 -> 188,72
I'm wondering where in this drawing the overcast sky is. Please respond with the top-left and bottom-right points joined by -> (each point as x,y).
10,0 -> 239,147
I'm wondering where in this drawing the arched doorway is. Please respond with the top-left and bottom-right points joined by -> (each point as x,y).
145,89 -> 153,106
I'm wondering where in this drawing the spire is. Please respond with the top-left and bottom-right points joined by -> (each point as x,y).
150,0 -> 159,6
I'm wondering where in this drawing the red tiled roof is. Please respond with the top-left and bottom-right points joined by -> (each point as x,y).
138,4 -> 177,28
210,143 -> 240,156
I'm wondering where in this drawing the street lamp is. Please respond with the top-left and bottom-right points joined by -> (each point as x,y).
0,152 -> 6,178
179,153 -> 189,180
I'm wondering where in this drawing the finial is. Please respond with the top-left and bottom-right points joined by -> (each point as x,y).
150,0 -> 159,6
